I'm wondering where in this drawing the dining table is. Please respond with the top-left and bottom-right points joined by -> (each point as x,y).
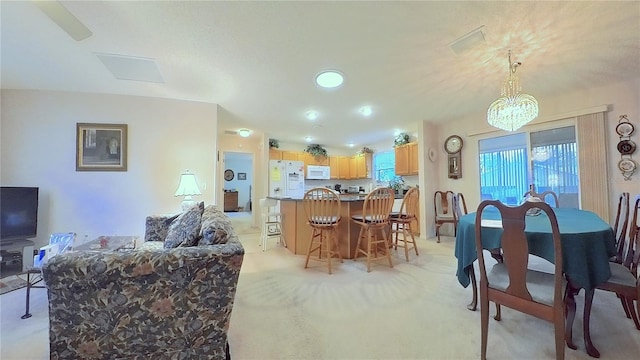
454,207 -> 616,358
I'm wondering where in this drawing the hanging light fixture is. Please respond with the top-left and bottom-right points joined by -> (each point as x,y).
487,50 -> 539,131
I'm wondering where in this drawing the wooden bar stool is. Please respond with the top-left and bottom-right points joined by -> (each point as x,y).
389,187 -> 419,261
302,188 -> 343,274
352,187 -> 395,272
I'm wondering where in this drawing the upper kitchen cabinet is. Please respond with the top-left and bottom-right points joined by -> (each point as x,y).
304,153 -> 329,166
329,156 -> 340,179
269,148 -> 283,160
281,150 -> 302,161
338,156 -> 350,179
395,143 -> 418,176
354,153 -> 372,179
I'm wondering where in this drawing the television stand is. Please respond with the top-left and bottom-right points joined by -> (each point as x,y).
0,239 -> 35,277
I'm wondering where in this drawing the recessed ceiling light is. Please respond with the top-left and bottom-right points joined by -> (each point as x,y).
305,110 -> 319,120
347,143 -> 355,148
238,129 -> 251,137
315,70 -> 344,88
304,136 -> 313,142
359,106 -> 373,117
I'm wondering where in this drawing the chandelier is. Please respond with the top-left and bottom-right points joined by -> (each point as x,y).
487,50 -> 538,131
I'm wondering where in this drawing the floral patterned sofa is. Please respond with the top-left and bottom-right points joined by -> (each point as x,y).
42,204 -> 244,359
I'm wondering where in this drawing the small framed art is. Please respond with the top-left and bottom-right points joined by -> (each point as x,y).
76,123 -> 128,171
238,172 -> 247,180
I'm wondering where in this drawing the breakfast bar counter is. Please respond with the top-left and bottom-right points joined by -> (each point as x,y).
277,196 -> 368,259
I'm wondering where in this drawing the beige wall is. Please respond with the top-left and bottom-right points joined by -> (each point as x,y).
429,77 -> 640,234
1,89 -> 218,248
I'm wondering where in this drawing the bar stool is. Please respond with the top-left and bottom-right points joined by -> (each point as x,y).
352,187 -> 395,272
259,198 -> 284,251
302,188 -> 343,274
389,187 -> 420,261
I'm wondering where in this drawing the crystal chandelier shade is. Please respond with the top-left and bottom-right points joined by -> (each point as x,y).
487,50 -> 539,131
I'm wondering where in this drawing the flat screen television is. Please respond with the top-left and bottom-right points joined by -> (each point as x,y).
1,187 -> 39,242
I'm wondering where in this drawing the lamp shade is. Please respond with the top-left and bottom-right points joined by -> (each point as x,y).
174,171 -> 202,197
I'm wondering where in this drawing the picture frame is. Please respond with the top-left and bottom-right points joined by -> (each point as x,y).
238,172 -> 247,180
76,123 -> 128,171
447,153 -> 462,179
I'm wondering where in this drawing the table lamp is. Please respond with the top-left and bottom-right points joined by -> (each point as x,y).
174,170 -> 202,211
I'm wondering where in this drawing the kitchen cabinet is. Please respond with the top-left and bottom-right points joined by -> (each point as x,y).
354,153 -> 372,179
395,143 -> 418,176
304,153 -> 329,166
338,156 -> 350,179
329,156 -> 340,179
281,151 -> 301,161
269,148 -> 283,160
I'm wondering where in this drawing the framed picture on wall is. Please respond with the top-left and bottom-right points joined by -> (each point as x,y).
238,172 -> 247,180
76,123 -> 128,171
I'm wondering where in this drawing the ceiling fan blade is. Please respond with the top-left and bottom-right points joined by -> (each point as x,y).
34,1 -> 92,41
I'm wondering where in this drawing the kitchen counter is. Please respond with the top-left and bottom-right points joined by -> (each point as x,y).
276,197 -> 367,258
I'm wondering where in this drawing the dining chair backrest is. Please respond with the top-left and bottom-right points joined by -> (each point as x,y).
434,190 -> 455,217
475,199 -> 565,359
398,187 -> 420,219
612,192 -> 631,263
453,193 -> 468,219
623,196 -> 640,270
302,187 -> 341,226
362,187 -> 395,225
524,187 -> 560,208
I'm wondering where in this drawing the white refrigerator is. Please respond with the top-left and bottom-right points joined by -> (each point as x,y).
269,160 -> 305,198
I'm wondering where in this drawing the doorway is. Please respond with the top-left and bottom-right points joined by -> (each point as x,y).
222,152 -> 254,217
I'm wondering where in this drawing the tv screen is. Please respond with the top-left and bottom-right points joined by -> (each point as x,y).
1,187 -> 39,241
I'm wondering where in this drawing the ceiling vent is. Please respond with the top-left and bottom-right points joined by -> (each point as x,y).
96,53 -> 164,83
449,25 -> 486,55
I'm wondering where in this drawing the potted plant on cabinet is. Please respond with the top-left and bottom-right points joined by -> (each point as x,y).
394,133 -> 410,147
269,138 -> 280,149
304,144 -> 328,159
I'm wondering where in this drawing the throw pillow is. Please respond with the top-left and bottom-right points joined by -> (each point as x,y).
163,205 -> 203,248
198,205 -> 234,245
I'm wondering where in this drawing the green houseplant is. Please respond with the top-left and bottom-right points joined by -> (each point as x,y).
357,146 -> 374,155
394,133 -> 410,147
304,144 -> 328,158
389,176 -> 405,193
268,138 -> 280,149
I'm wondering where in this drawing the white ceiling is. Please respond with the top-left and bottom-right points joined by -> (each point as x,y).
2,1 -> 639,150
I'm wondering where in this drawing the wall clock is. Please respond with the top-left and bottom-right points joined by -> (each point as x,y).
444,135 -> 463,154
444,135 -> 463,179
224,169 -> 234,181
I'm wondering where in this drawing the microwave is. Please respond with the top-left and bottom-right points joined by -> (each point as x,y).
307,165 -> 331,180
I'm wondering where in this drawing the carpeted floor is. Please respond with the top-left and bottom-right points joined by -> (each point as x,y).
0,275 -> 27,296
2,225 -> 639,359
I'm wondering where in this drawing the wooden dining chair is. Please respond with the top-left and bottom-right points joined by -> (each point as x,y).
302,187 -> 343,274
434,190 -> 457,243
389,187 -> 420,261
475,200 -> 565,360
587,195 -> 640,330
524,185 -> 560,208
612,192 -> 631,263
352,187 -> 395,272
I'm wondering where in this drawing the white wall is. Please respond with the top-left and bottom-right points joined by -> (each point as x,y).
1,89 -> 218,248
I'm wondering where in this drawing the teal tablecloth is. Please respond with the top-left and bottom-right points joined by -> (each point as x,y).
455,207 -> 616,292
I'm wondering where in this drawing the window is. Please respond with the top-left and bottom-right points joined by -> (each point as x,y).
479,125 -> 579,208
374,150 -> 395,182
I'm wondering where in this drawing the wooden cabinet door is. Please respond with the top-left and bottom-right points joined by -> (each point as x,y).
395,144 -> 410,175
355,154 -> 366,178
349,157 -> 357,179
339,156 -> 350,179
269,148 -> 283,160
408,143 -> 419,175
282,151 -> 301,161
329,156 -> 340,179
